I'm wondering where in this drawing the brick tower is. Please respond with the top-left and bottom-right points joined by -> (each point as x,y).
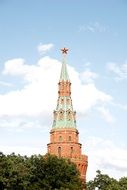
47,48 -> 88,183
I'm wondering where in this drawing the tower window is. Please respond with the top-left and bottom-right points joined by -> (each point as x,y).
58,147 -> 61,158
67,109 -> 72,120
59,136 -> 62,142
59,109 -> 64,120
61,98 -> 64,104
66,98 -> 70,104
70,147 -> 73,158
68,136 -> 71,141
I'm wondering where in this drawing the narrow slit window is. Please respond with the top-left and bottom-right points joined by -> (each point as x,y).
69,136 -> 71,141
58,147 -> 61,157
59,136 -> 62,142
70,147 -> 73,158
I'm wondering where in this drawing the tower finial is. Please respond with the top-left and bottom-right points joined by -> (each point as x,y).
60,47 -> 69,81
61,47 -> 68,54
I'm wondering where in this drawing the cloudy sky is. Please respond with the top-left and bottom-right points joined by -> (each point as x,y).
0,0 -> 127,181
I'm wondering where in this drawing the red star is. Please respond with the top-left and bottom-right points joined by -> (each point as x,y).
61,48 -> 69,54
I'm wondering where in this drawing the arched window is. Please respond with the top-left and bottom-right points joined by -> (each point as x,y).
59,136 -> 62,142
59,109 -> 64,120
67,109 -> 72,120
70,147 -> 73,158
61,98 -> 64,104
66,98 -> 70,104
58,147 -> 61,158
68,136 -> 71,141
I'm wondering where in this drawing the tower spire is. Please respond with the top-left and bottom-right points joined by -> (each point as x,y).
60,48 -> 70,81
52,48 -> 76,129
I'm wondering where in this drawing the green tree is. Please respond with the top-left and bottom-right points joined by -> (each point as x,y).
119,177 -> 127,190
0,152 -> 30,190
86,170 -> 120,190
28,154 -> 83,190
0,152 -> 83,190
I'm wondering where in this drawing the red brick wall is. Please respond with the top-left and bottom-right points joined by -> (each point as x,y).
47,128 -> 88,181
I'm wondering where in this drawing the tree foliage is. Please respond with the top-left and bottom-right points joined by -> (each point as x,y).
86,170 -> 127,190
1,152 -> 127,190
0,152 -> 82,190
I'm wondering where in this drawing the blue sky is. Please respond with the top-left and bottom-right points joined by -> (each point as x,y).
0,0 -> 127,180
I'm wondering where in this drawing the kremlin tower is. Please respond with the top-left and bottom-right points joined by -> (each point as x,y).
47,48 -> 88,183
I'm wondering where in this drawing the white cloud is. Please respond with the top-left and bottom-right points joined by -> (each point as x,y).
1,57 -> 61,117
1,56 -> 112,119
72,83 -> 112,115
2,56 -> 62,83
85,137 -> 127,181
80,69 -> 99,83
3,58 -> 29,76
0,80 -> 13,87
107,62 -> 127,80
3,58 -> 36,80
97,106 -> 115,123
0,117 -> 44,129
79,22 -> 107,33
0,145 -> 45,156
37,43 -> 54,55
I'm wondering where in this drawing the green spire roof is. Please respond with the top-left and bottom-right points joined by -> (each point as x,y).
52,96 -> 77,129
60,56 -> 70,81
51,49 -> 76,129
